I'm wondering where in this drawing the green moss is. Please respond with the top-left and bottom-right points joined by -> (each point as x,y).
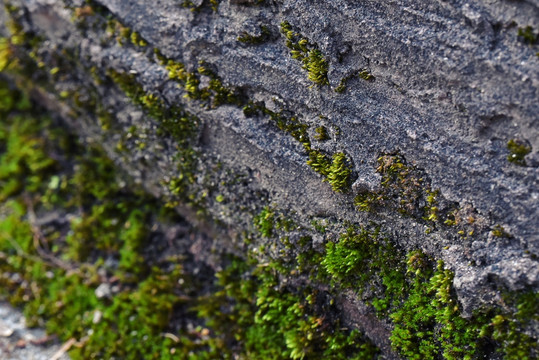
161,56 -> 242,108
0,81 -> 217,359
424,189 -> 439,223
0,37 -> 18,72
181,0 -> 220,13
311,218 -> 328,234
335,80 -> 347,93
195,257 -> 379,359
358,70 -> 375,81
517,26 -> 538,45
254,206 -> 275,237
243,102 -> 352,193
73,266 -> 186,359
314,126 -> 330,141
0,82 -> 55,202
306,150 -> 331,175
507,139 -> 531,166
306,150 -> 353,192
107,69 -> 199,145
489,291 -> 539,359
322,226 -> 405,304
491,224 -> 511,238
325,152 -> 353,193
389,254 -> 489,360
130,31 -> 147,47
280,21 -> 329,86
238,25 -> 271,45
304,49 -> 330,86
3,6 -> 537,359
318,220 -> 538,359
353,192 -> 379,212
353,154 -> 462,232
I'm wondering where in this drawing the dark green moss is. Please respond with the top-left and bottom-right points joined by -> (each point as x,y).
517,26 -> 538,45
0,80 -> 195,359
238,25 -> 271,45
489,291 -> 539,359
325,152 -> 353,193
322,226 -> 405,306
254,206 -> 275,237
160,55 -> 243,108
507,138 -> 531,166
181,0 -> 220,13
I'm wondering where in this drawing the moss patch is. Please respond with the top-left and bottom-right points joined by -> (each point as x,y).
280,21 -> 329,86
507,139 -> 531,166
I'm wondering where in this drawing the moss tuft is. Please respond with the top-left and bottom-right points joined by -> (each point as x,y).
517,26 -> 538,45
507,139 -> 531,166
314,125 -> 330,141
238,25 -> 271,45
280,21 -> 329,86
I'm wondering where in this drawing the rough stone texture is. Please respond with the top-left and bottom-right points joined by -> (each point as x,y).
1,0 -> 537,357
0,302 -> 70,360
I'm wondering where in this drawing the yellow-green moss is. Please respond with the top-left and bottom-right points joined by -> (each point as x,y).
280,21 -> 329,86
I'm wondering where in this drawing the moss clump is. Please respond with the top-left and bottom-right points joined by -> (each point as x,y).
244,102 -> 353,193
319,222 -> 538,359
254,206 -> 275,237
159,55 -> 243,108
335,80 -> 347,93
107,69 -> 199,145
182,0 -> 220,12
353,192 -> 379,212
130,31 -> 147,47
0,91 -> 54,201
358,70 -> 375,81
0,37 -> 18,72
322,226 -> 405,313
306,150 -> 353,192
280,21 -> 329,86
517,26 -> 538,45
196,256 -> 379,360
314,125 -> 330,141
389,254 -> 487,360
353,154 -> 461,234
326,152 -> 353,193
488,291 -> 539,360
238,25 -> 271,45
491,224 -> 511,238
105,19 -> 148,47
507,139 -> 531,166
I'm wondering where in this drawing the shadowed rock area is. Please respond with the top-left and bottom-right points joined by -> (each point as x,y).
0,0 -> 537,359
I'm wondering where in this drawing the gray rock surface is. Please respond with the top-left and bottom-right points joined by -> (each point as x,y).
0,302 -> 70,360
1,0 -> 537,356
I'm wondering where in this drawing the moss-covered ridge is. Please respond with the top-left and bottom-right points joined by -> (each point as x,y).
0,1 -> 537,359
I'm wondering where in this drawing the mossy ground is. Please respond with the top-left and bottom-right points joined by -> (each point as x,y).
0,78 -> 381,359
